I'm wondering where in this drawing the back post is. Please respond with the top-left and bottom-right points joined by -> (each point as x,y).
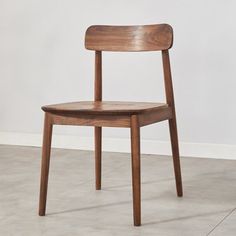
162,49 -> 175,108
95,51 -> 102,100
94,51 -> 102,190
162,49 -> 183,196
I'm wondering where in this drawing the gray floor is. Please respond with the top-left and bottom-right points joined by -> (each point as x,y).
0,145 -> 236,236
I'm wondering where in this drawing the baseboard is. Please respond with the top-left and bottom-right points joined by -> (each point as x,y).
0,131 -> 235,160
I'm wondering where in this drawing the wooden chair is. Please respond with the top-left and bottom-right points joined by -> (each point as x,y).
39,24 -> 183,226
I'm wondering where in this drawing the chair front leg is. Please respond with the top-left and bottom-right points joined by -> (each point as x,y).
39,113 -> 53,216
130,115 -> 141,226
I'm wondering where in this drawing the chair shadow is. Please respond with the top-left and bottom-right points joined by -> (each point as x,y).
142,209 -> 233,226
102,178 -> 173,190
47,199 -> 133,216
47,202 -> 232,227
47,171 -> 236,227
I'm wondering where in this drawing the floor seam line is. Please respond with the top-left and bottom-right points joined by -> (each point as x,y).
206,206 -> 236,235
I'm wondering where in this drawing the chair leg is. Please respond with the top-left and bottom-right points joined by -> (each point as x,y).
39,113 -> 53,216
130,115 -> 141,226
95,126 -> 102,190
169,116 -> 183,197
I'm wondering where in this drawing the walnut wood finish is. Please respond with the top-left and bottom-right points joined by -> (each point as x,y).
139,106 -> 172,127
50,113 -> 131,128
39,24 -> 183,227
85,24 -> 173,51
42,101 -> 168,115
162,50 -> 183,197
130,115 -> 141,226
95,51 -> 102,190
39,113 -> 53,216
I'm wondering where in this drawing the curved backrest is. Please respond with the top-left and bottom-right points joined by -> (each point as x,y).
85,24 -> 173,52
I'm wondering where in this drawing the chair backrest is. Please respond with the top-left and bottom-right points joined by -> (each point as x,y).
84,24 -> 176,109
85,24 -> 173,52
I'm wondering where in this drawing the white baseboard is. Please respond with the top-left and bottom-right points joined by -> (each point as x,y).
0,131 -> 235,160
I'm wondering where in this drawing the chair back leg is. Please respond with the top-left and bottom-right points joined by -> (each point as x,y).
169,117 -> 183,197
95,126 -> 102,190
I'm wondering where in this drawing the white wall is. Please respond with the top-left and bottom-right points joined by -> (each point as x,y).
1,0 -> 236,158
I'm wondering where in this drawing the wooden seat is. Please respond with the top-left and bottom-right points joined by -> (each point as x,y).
42,101 -> 169,115
39,24 -> 183,227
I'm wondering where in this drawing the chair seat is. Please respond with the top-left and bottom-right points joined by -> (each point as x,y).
42,101 -> 169,115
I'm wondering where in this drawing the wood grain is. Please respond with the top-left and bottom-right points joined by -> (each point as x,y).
42,101 -> 168,115
95,51 -> 102,190
162,50 -> 183,197
95,51 -> 102,101
85,24 -> 173,51
139,106 -> 172,127
39,113 -> 53,216
50,113 -> 131,128
130,115 -> 141,226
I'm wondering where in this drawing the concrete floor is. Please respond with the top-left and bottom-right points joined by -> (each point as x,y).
0,145 -> 236,236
